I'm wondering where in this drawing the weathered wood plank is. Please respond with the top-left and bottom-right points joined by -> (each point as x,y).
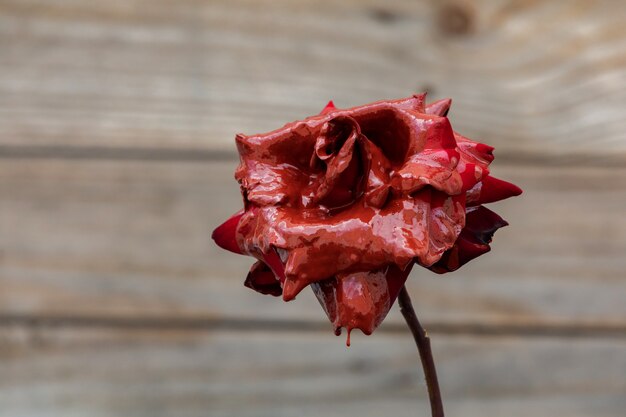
0,0 -> 624,159
1,160 -> 624,325
1,2 -> 624,415
0,327 -> 625,417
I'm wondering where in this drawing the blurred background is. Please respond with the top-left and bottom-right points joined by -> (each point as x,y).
1,0 -> 625,416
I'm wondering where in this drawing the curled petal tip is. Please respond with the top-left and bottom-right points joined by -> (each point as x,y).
477,176 -> 523,204
475,143 -> 495,160
281,267 -> 318,301
282,278 -> 306,302
282,280 -> 296,301
425,98 -> 452,117
211,210 -> 244,254
320,100 -> 337,115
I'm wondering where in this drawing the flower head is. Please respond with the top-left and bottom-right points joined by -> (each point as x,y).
213,95 -> 521,340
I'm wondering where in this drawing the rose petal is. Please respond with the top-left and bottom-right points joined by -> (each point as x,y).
429,205 -> 508,273
244,261 -> 282,296
463,205 -> 509,244
211,210 -> 244,254
428,232 -> 490,273
245,187 -> 463,296
391,148 -> 462,196
457,162 -> 483,193
262,248 -> 287,283
311,263 -> 413,339
425,98 -> 452,117
312,116 -> 363,209
455,133 -> 495,166
318,153 -> 361,210
361,138 -> 391,208
474,175 -> 523,205
320,100 -> 337,115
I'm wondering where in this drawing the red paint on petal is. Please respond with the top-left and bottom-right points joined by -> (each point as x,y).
311,263 -> 413,336
314,117 -> 364,210
318,152 -> 361,210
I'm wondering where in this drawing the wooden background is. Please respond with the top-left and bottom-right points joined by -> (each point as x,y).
1,0 -> 625,416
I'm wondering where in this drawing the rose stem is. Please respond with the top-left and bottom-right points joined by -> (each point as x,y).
398,285 -> 445,417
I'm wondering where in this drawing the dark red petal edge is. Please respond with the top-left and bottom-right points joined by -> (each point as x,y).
244,261 -> 283,296
211,210 -> 244,254
242,243 -> 288,296
429,206 -> 508,273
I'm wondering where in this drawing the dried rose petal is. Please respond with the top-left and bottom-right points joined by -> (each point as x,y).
212,95 -> 521,340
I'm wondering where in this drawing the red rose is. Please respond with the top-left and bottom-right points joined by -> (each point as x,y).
213,95 -> 521,341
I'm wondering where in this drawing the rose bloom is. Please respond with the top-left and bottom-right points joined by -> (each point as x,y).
213,95 -> 521,341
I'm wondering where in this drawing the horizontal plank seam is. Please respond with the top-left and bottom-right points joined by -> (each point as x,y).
1,314 -> 625,339
1,145 -> 626,167
0,145 -> 235,162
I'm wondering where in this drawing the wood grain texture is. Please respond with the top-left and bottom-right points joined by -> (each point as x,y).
1,1 -> 625,414
0,0 -> 625,161
1,328 -> 625,417
1,160 -> 624,326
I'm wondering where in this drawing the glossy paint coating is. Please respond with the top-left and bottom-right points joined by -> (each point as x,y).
212,95 -> 522,341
